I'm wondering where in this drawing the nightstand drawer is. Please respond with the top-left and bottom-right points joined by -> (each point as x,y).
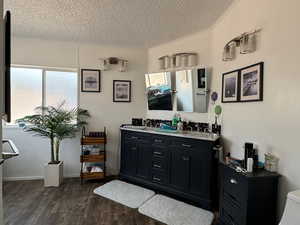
222,192 -> 245,225
223,166 -> 247,203
220,207 -> 241,225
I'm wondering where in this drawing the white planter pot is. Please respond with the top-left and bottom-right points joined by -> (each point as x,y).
44,161 -> 63,187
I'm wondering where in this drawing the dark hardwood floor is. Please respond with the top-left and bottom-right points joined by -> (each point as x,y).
3,178 -> 165,225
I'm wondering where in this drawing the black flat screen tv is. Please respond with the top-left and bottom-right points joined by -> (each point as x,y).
4,11 -> 11,122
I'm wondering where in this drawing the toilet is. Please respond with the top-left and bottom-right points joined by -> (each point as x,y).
279,190 -> 300,225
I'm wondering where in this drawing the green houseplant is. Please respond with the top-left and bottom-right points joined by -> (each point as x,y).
17,103 -> 90,186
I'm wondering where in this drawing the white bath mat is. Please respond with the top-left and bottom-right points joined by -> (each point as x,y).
93,180 -> 155,208
138,194 -> 214,225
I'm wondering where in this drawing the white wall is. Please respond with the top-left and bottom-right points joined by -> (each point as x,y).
148,0 -> 300,218
3,37 -> 147,179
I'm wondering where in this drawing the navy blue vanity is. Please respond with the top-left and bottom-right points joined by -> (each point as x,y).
119,127 -> 220,210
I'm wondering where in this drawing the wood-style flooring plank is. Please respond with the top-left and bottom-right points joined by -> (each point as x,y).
3,178 -> 164,225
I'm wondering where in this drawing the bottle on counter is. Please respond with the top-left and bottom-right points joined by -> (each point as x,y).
177,117 -> 183,131
172,113 -> 179,128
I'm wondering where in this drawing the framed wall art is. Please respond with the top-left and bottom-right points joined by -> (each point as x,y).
239,62 -> 264,102
81,69 -> 101,92
113,80 -> 131,102
222,70 -> 240,103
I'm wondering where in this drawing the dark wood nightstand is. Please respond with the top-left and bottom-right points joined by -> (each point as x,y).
218,163 -> 280,225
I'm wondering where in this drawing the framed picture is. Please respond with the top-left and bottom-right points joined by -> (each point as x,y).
240,62 -> 264,102
81,69 -> 101,92
222,70 -> 239,103
113,80 -> 131,102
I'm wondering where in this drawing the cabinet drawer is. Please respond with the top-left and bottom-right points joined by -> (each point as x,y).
152,158 -> 167,172
124,132 -> 150,143
152,148 -> 167,158
152,136 -> 170,146
223,166 -> 247,202
151,171 -> 167,185
220,207 -> 241,225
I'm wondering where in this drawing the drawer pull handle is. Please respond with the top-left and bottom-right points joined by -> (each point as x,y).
182,144 -> 191,148
230,178 -> 238,184
153,164 -> 161,168
154,151 -> 162,155
153,177 -> 161,181
131,147 -> 137,150
131,136 -> 138,139
154,139 -> 162,143
182,156 -> 190,161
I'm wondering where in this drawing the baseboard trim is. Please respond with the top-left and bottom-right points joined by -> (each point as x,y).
4,174 -> 79,181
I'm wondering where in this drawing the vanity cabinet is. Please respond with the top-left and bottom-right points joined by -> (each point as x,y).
120,129 -> 219,209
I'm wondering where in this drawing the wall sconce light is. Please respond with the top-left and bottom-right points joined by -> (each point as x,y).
223,29 -> 261,61
158,53 -> 198,70
99,57 -> 129,72
119,60 -> 128,72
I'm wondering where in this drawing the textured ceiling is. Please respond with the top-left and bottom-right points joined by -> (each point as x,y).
5,0 -> 233,47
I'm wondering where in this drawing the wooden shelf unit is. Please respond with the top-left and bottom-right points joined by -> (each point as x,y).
80,128 -> 107,184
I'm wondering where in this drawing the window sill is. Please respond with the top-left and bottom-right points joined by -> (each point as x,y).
3,125 -> 22,129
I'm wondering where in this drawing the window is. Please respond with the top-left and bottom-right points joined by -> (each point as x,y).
9,66 -> 78,124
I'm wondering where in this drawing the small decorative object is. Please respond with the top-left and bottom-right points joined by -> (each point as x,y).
113,80 -> 131,102
222,70 -> 239,103
17,102 -> 90,187
264,153 -> 279,172
212,105 -> 222,135
211,92 -> 218,104
214,105 -> 222,116
81,69 -> 101,92
240,62 -> 263,102
222,29 -> 261,61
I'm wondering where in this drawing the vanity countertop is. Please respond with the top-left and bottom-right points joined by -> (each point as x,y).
120,126 -> 220,142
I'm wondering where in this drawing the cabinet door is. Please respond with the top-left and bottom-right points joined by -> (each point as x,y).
169,148 -> 190,191
136,143 -> 152,180
189,144 -> 212,198
122,141 -> 138,176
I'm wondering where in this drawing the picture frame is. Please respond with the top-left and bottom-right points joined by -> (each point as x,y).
239,62 -> 264,102
81,69 -> 101,92
222,70 -> 240,103
113,80 -> 131,102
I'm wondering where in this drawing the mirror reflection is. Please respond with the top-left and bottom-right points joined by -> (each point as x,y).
145,72 -> 172,110
175,70 -> 194,112
176,69 -> 208,113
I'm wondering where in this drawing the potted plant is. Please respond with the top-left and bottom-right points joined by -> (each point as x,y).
17,103 -> 90,187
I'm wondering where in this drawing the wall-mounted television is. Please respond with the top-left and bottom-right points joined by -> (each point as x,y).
3,10 -> 11,122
